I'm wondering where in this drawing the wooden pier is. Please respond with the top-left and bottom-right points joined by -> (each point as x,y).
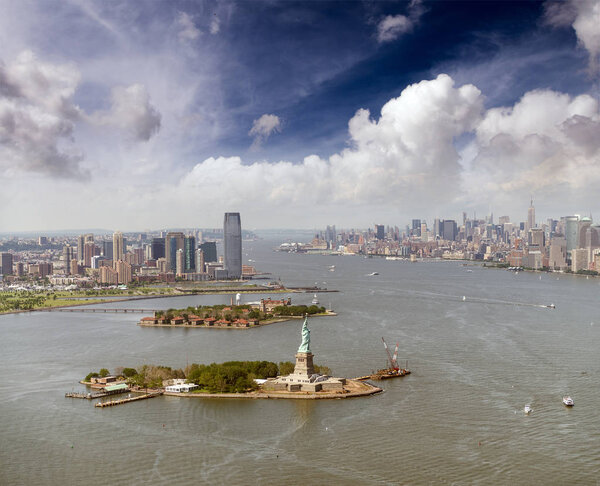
65,387 -> 130,399
95,392 -> 163,407
45,308 -> 156,313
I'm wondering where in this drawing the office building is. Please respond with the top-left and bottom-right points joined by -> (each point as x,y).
63,245 -> 72,275
77,235 -> 85,264
442,220 -> 457,242
184,235 -> 196,272
375,224 -> 385,240
224,212 -> 242,279
115,260 -> 132,284
113,231 -> 124,262
563,216 -> 579,257
526,199 -> 535,233
100,265 -> 119,284
83,242 -> 97,267
15,262 -> 24,277
528,228 -> 545,248
412,219 -> 421,237
165,232 -> 185,272
151,237 -> 165,260
176,249 -> 185,276
102,240 -> 113,260
195,249 -> 205,274
0,252 -> 13,275
571,248 -> 588,272
199,241 -> 217,263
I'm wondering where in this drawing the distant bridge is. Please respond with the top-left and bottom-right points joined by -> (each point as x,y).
40,308 -> 156,314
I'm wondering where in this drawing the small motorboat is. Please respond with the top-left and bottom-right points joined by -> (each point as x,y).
367,272 -> 379,276
562,396 -> 574,407
524,405 -> 532,414
311,294 -> 319,305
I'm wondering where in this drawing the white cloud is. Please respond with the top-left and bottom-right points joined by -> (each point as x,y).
175,74 -> 598,226
377,0 -> 424,43
0,51 -> 87,179
545,0 -> 600,71
249,113 -> 282,148
94,84 -> 162,141
0,51 -> 162,181
177,12 -> 201,42
186,75 -> 484,212
465,88 -> 599,199
210,16 -> 220,35
377,15 -> 413,43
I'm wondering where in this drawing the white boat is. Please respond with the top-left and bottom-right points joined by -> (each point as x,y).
524,405 -> 532,414
562,396 -> 574,407
367,272 -> 379,276
311,294 -> 319,305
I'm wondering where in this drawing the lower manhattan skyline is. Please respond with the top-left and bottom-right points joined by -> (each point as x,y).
1,0 -> 599,231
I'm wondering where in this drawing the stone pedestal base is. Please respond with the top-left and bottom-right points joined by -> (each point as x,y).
294,352 -> 314,376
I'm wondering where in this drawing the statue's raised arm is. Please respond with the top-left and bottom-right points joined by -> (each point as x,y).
297,316 -> 311,353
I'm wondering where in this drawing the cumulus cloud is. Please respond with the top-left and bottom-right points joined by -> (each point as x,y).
177,12 -> 201,42
178,74 -> 599,222
186,75 -> 483,210
0,51 -> 88,179
466,88 -> 599,198
377,0 -> 424,43
544,0 -> 600,71
98,84 -> 162,141
249,113 -> 282,148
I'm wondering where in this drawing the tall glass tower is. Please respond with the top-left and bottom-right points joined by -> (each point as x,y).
223,212 -> 242,279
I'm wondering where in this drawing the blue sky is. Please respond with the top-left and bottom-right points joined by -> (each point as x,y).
0,0 -> 598,231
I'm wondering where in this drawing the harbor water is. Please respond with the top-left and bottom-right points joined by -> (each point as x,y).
1,237 -> 599,485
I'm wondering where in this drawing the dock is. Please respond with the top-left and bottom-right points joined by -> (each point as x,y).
45,308 -> 156,313
65,387 -> 130,399
95,392 -> 163,407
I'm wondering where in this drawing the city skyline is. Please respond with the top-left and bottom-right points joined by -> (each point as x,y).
1,0 -> 598,231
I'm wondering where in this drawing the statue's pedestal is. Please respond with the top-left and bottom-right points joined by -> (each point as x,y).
293,351 -> 314,376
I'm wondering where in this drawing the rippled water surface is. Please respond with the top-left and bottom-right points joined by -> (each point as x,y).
1,238 -> 599,485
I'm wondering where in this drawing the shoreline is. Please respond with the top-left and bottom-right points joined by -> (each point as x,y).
164,380 -> 382,400
0,287 -> 331,317
138,312 -> 337,330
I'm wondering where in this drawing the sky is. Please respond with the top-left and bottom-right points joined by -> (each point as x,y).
0,0 -> 598,232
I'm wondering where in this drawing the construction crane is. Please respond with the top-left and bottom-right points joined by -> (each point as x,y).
381,337 -> 400,371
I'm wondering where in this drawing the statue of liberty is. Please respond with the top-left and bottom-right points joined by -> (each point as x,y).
297,315 -> 311,353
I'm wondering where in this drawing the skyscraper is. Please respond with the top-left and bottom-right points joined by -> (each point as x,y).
195,249 -> 205,274
176,249 -> 185,276
412,219 -> 421,237
165,232 -> 185,272
184,235 -> 196,272
151,237 -> 165,259
77,235 -> 85,264
442,220 -> 457,242
199,242 -> 217,263
224,212 -> 242,279
526,199 -> 535,233
102,240 -> 113,259
113,231 -> 124,262
375,224 -> 385,240
564,216 -> 579,257
0,252 -> 13,275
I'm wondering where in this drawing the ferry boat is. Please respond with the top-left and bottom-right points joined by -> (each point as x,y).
562,396 -> 574,407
